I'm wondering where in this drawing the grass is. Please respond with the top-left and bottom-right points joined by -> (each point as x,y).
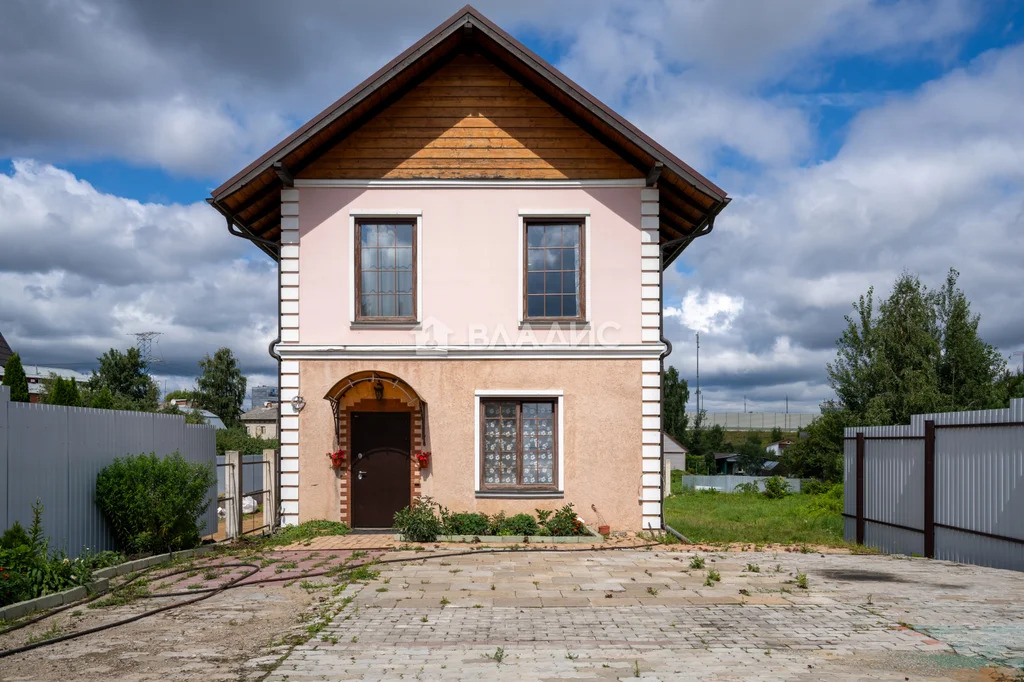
257,520 -> 351,547
664,488 -> 844,546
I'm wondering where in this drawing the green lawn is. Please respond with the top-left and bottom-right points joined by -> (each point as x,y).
663,489 -> 845,547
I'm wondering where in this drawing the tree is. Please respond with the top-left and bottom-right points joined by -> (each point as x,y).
48,376 -> 83,407
90,386 -> 115,409
2,353 -> 30,402
88,347 -> 159,411
662,367 -> 689,443
777,408 -> 855,483
827,269 -> 1004,425
736,432 -> 768,475
197,348 -> 247,428
770,426 -> 783,442
164,388 -> 197,404
684,410 -> 725,475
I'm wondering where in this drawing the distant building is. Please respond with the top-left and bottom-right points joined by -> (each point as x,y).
251,385 -> 279,409
663,432 -> 690,471
0,331 -> 13,367
240,405 -> 278,439
0,361 -> 91,404
765,439 -> 795,457
164,398 -> 227,429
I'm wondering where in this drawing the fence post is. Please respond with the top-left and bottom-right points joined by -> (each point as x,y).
924,420 -> 935,559
224,450 -> 242,540
263,448 -> 278,532
856,432 -> 865,545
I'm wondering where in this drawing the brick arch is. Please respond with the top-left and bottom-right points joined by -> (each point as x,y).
324,371 -> 426,526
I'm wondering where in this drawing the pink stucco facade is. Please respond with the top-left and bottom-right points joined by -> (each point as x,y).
296,186 -> 644,346
276,182 -> 666,532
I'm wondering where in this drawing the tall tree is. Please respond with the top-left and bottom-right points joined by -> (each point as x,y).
48,376 -> 83,406
2,353 -> 30,402
197,348 -> 247,428
684,410 -> 725,475
88,347 -> 159,411
826,269 -> 1003,425
90,386 -> 115,409
662,367 -> 689,442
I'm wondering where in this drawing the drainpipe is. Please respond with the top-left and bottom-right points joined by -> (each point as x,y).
657,200 -> 727,542
208,198 -> 283,531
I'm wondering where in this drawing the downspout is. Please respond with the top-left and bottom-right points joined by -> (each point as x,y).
208,198 -> 283,531
658,202 -> 725,543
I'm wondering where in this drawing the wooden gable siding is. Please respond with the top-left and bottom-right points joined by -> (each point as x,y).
298,55 -> 642,180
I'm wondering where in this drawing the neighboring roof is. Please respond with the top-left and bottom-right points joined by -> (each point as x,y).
210,5 -> 728,263
240,406 -> 278,422
0,364 -> 92,396
0,331 -> 13,367
662,432 -> 689,454
713,453 -> 741,461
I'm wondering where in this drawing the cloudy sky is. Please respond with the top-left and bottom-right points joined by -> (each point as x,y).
1,0 -> 1022,412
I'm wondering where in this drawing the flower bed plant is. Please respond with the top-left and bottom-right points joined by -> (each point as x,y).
392,497 -> 592,543
0,500 -> 122,607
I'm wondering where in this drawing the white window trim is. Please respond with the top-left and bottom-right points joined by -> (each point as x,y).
517,212 -> 591,323
349,212 -> 423,324
474,390 -> 565,492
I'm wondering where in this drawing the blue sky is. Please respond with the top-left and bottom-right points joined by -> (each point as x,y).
1,0 -> 1022,412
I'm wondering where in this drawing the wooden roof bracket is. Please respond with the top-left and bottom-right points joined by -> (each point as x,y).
646,162 -> 663,187
273,162 -> 294,187
660,197 -> 730,269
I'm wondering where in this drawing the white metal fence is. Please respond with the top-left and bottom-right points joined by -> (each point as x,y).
704,412 -> 817,431
0,385 -> 217,558
844,398 -> 1023,571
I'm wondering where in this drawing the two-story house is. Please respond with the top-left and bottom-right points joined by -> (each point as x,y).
209,6 -> 728,531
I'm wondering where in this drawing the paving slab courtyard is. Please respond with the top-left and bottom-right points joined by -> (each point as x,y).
1,545 -> 1021,681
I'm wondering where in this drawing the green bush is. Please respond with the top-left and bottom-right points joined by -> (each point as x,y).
493,513 -> 539,536
807,483 -> 844,517
393,496 -> 443,542
801,479 -> 830,496
545,503 -> 586,536
0,500 -> 121,607
95,452 -> 216,554
443,512 -> 489,536
733,482 -> 761,494
762,476 -> 791,499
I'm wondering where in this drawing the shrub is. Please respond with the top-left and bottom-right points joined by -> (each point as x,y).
443,512 -> 489,536
807,483 -> 844,517
0,501 -> 121,607
497,513 -> 539,536
393,496 -> 443,542
801,479 -> 830,496
762,476 -> 791,500
545,503 -> 586,536
733,482 -> 761,494
95,452 -> 216,554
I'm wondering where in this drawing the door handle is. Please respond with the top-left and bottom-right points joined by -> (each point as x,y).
357,470 -> 367,480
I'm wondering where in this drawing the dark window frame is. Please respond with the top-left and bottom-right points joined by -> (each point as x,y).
522,219 -> 586,323
479,398 -> 559,492
354,218 -> 418,323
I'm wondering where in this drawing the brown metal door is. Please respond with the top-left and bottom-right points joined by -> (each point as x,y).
351,411 -> 411,528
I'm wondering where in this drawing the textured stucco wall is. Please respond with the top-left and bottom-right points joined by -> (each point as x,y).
297,358 -> 645,530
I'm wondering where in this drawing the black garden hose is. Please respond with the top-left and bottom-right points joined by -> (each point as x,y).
0,541 -> 660,659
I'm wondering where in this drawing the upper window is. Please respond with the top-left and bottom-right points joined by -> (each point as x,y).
355,220 -> 416,321
524,220 -> 584,321
480,399 -> 558,490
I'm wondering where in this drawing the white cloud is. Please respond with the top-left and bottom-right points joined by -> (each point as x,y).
0,161 -> 277,384
665,290 -> 744,335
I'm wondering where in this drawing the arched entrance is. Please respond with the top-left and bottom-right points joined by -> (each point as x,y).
323,371 -> 426,528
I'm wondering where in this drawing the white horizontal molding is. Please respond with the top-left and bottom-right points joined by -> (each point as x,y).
518,209 -> 590,217
348,208 -> 422,216
295,178 -> 646,189
276,343 -> 667,360
475,389 -> 564,397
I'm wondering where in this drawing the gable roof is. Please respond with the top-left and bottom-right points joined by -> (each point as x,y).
0,331 -> 13,367
241,405 -> 278,422
663,431 -> 689,454
209,5 -> 728,264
